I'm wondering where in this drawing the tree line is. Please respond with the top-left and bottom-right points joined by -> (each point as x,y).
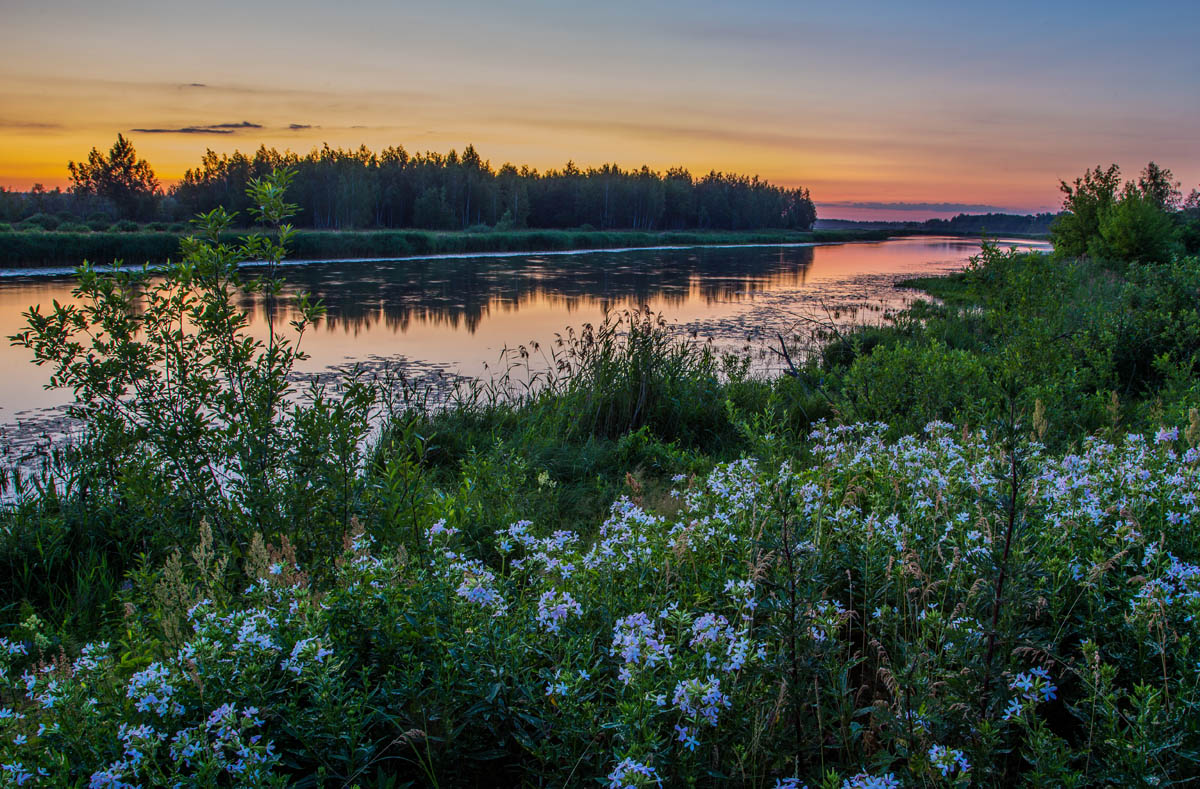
816,212 -> 1059,235
0,136 -> 817,232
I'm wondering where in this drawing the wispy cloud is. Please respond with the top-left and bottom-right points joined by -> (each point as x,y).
287,123 -> 314,130
0,120 -> 62,130
131,121 -> 263,135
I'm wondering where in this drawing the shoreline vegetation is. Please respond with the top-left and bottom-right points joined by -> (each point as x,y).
0,227 -> 864,268
1,164 -> 1200,785
0,226 -> 1040,269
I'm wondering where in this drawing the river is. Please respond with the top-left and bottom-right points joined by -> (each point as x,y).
0,236 -> 1049,462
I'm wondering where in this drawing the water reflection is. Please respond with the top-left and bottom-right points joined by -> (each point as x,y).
244,244 -> 820,335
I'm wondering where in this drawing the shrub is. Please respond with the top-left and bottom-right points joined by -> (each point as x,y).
1094,188 -> 1180,264
20,212 -> 59,231
842,340 -> 990,433
10,167 -> 378,575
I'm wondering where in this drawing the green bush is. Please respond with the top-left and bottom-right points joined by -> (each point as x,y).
842,340 -> 990,433
21,212 -> 60,230
8,168 -> 379,607
1094,188 -> 1180,263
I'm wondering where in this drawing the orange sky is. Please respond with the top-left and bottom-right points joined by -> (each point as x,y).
3,0 -> 1198,220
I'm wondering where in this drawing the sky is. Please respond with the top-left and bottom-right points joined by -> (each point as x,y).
1,0 -> 1198,220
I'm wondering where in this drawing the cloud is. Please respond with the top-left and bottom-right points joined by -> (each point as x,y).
130,121 -> 262,134
183,82 -> 207,88
0,120 -> 62,130
287,123 -> 314,130
818,200 -> 1017,213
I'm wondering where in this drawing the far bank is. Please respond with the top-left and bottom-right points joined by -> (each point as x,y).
0,227 -> 916,268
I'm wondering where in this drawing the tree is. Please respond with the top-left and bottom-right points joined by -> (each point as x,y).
67,134 -> 160,221
1137,161 -> 1181,212
1095,184 -> 1179,263
1052,163 -> 1181,264
1051,164 -> 1121,258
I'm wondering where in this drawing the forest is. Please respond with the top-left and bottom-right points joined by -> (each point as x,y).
0,136 -> 817,232
818,212 -> 1059,236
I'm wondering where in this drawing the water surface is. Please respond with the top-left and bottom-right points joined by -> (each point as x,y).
0,236 -> 1048,456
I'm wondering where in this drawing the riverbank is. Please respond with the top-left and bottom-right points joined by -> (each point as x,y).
0,227 -> 899,267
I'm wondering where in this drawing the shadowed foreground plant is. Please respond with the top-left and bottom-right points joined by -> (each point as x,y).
10,167 -> 376,563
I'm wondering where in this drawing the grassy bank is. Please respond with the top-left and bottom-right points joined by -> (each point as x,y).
0,227 -> 895,268
3,177 -> 1200,785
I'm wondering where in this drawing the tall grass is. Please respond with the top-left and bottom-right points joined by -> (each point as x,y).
0,228 -> 890,267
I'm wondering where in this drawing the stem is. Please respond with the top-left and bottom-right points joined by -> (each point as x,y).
982,405 -> 1021,709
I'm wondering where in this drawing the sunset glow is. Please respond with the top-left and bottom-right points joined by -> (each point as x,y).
2,0 -> 1198,219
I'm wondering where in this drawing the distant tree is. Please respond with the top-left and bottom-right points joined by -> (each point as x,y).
67,134 -> 160,221
163,141 -> 816,232
412,186 -> 455,229
1137,162 -> 1181,212
0,187 -> 21,222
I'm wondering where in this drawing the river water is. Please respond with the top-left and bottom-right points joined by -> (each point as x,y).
0,236 -> 1049,460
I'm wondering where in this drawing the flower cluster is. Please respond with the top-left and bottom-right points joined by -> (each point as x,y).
611,612 -> 672,684
1004,667 -> 1057,721
607,756 -> 662,788
536,590 -> 583,634
928,744 -> 970,779
671,675 -> 730,728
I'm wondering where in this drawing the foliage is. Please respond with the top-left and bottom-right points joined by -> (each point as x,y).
170,144 -> 818,232
67,135 -> 160,222
8,167 -> 378,573
1052,163 -> 1181,264
841,340 -> 990,432
3,425 -> 1200,785
0,227 -> 826,268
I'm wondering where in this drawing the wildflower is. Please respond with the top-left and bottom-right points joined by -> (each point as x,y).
280,636 -> 334,676
842,773 -> 900,789
127,662 -> 183,717
2,763 -> 34,786
607,756 -> 662,788
611,613 -> 671,680
674,724 -> 700,751
535,590 -> 583,634
426,519 -> 459,544
1009,668 -> 1057,708
1002,698 -> 1024,721
928,744 -> 970,778
672,676 -> 731,727
452,559 -> 507,614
